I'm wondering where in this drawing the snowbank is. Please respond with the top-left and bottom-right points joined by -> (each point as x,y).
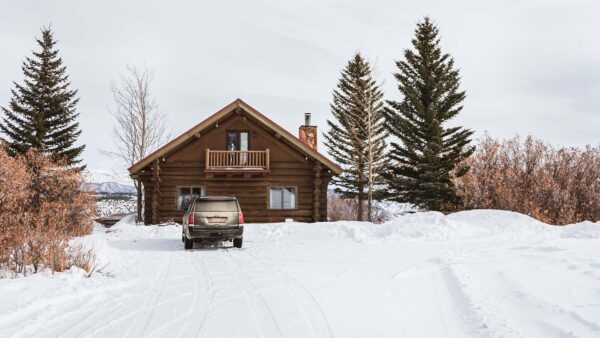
2,209 -> 600,338
253,209 -> 600,243
560,220 -> 600,239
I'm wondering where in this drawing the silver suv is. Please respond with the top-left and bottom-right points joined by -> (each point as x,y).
182,196 -> 244,249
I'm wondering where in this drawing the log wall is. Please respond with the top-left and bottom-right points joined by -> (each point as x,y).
138,113 -> 334,224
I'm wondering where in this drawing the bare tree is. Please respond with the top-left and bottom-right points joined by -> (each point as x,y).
359,85 -> 388,221
347,74 -> 388,222
105,65 -> 168,223
324,53 -> 388,222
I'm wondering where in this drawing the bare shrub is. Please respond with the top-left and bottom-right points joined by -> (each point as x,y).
67,243 -> 98,277
454,135 -> 600,225
0,148 -> 30,273
327,192 -> 388,223
0,146 -> 96,276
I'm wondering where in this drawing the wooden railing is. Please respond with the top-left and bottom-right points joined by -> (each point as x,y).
205,149 -> 270,171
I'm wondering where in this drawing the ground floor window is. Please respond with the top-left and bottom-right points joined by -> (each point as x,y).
269,187 -> 296,209
177,186 -> 203,210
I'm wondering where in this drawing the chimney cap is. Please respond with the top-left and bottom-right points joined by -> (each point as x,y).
304,113 -> 311,126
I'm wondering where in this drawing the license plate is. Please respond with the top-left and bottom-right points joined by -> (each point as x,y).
207,217 -> 227,223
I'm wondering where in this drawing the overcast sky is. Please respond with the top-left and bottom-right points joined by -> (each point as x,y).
1,0 -> 599,180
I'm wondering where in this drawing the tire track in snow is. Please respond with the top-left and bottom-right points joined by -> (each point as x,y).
80,286 -> 186,337
242,250 -> 334,338
0,278 -> 153,337
137,253 -> 176,337
432,257 -> 521,338
119,255 -> 175,337
84,277 -> 197,337
495,270 -> 600,336
226,249 -> 284,338
190,253 -> 216,337
47,280 -> 156,337
154,253 -> 215,338
168,254 -> 207,338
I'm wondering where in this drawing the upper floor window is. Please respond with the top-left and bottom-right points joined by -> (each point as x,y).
226,130 -> 249,151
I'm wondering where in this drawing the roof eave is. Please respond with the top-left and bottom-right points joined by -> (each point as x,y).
128,99 -> 343,175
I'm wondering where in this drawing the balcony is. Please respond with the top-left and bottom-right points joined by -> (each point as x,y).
205,149 -> 270,172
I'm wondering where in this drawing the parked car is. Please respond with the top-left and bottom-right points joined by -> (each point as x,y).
182,196 -> 244,249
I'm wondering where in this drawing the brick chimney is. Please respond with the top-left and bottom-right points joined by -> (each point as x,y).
299,113 -> 317,150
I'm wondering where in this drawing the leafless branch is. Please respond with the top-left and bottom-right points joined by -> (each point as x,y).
105,65 -> 169,222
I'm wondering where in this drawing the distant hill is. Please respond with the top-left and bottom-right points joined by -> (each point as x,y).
85,182 -> 137,195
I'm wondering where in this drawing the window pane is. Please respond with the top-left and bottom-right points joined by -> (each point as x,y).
240,132 -> 249,165
178,187 -> 202,210
227,131 -> 237,151
240,132 -> 249,151
184,195 -> 193,210
195,200 -> 238,212
178,195 -> 193,210
270,188 -> 282,209
283,187 -> 295,209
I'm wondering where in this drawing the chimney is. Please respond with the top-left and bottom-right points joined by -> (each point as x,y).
299,113 -> 317,150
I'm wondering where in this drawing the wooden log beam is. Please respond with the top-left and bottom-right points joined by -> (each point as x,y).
151,159 -> 161,225
313,162 -> 322,222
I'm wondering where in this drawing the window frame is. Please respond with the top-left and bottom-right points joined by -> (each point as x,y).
225,130 -> 250,151
267,186 -> 298,210
175,185 -> 205,211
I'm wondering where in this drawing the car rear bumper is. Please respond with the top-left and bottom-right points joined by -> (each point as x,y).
186,226 -> 243,241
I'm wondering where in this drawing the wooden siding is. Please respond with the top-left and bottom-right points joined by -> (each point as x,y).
138,113 -> 334,224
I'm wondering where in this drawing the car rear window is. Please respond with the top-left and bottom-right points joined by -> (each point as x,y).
194,200 -> 238,212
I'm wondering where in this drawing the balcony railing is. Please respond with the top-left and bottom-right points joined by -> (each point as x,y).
205,149 -> 270,171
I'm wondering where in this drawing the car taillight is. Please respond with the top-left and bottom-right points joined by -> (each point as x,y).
188,212 -> 194,225
238,212 -> 244,225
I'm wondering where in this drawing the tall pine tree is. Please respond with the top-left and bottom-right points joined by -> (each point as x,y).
324,53 -> 388,221
384,17 -> 474,211
1,27 -> 84,168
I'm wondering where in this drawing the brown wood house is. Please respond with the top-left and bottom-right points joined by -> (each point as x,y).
128,99 -> 342,224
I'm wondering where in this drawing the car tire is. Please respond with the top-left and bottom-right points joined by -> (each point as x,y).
233,237 -> 243,248
184,236 -> 193,250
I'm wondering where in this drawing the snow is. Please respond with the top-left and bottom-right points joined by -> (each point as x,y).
95,196 -> 136,217
1,211 -> 600,337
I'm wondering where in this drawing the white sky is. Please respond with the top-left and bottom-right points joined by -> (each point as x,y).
1,0 -> 599,179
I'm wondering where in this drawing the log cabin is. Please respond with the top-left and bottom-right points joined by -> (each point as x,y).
128,99 -> 343,224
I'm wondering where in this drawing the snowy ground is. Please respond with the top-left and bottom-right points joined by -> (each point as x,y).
95,196 -> 136,217
1,211 -> 600,338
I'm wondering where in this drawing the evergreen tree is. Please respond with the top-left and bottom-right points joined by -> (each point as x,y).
1,27 -> 85,168
324,53 -> 388,221
384,17 -> 474,211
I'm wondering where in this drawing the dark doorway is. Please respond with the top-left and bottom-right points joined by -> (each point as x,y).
226,130 -> 249,151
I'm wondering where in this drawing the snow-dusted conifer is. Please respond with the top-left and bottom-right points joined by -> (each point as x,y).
1,27 -> 85,168
384,17 -> 474,211
324,53 -> 388,221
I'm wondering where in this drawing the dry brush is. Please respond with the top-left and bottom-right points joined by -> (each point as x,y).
0,146 -> 96,276
454,135 -> 600,225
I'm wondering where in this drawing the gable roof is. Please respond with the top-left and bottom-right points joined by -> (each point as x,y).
128,98 -> 343,175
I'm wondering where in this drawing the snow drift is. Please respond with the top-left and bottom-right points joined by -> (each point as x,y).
255,209 -> 599,242
1,209 -> 599,338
